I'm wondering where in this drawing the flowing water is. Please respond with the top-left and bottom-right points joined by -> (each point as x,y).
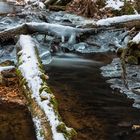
45,53 -> 140,140
0,0 -> 16,14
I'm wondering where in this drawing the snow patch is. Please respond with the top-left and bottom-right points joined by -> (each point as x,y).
97,14 -> 140,26
132,32 -> 140,44
33,117 -> 44,140
0,66 -> 15,72
105,0 -> 124,10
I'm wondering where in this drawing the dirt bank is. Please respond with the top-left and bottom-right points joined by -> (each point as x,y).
0,69 -> 37,140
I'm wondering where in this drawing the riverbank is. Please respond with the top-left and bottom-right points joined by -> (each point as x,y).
0,69 -> 37,140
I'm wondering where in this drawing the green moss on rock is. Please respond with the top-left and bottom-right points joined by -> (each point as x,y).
39,85 -> 53,94
57,123 -> 77,139
50,96 -> 58,109
127,55 -> 138,65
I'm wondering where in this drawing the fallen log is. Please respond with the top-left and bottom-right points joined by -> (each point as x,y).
96,15 -> 140,27
16,35 -> 76,140
0,22 -> 96,44
1,15 -> 140,43
80,14 -> 140,29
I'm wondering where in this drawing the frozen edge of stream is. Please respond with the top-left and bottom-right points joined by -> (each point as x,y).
101,58 -> 140,108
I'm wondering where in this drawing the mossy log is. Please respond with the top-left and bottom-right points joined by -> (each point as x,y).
16,35 -> 76,140
118,32 -> 140,88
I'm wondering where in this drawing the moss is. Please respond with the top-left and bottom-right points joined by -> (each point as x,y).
39,129 -> 44,137
40,73 -> 49,81
20,78 -> 27,86
112,1 -> 135,16
0,60 -> 15,66
15,68 -> 22,76
117,48 -> 124,57
39,84 -> 53,94
18,55 -> 23,66
127,55 -> 138,65
120,1 -> 134,15
34,47 -> 44,69
96,0 -> 106,8
57,123 -> 77,139
133,50 -> 140,58
50,96 -> 58,109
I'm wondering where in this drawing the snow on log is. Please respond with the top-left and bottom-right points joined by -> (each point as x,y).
0,66 -> 15,72
0,22 -> 95,44
0,16 -> 140,43
16,35 -> 76,140
26,22 -> 96,44
131,32 -> 140,45
96,14 -> 140,26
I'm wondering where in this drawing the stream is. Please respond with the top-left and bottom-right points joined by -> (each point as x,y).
0,1 -> 14,14
1,1 -> 140,140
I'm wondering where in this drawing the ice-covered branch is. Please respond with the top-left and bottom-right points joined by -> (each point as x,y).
96,14 -> 140,27
131,32 -> 140,45
0,22 -> 95,44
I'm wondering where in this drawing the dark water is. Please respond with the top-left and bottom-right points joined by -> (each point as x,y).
46,53 -> 140,140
